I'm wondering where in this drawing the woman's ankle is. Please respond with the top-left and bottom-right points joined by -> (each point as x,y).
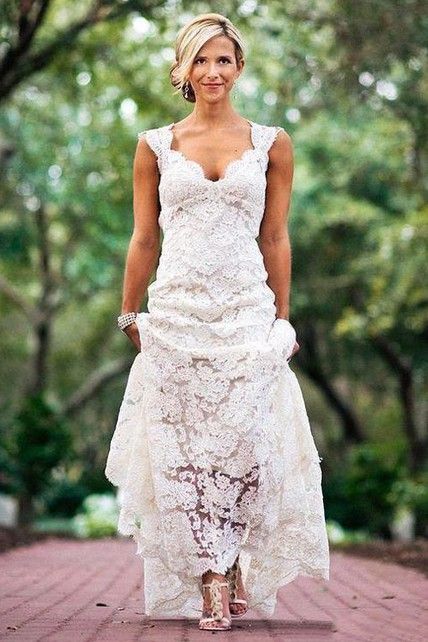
202,569 -> 226,582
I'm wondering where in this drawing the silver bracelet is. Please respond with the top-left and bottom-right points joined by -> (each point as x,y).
117,312 -> 137,333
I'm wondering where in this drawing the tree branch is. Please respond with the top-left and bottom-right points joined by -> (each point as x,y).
29,203 -> 55,395
371,334 -> 427,472
62,356 -> 134,417
0,0 -> 52,80
298,321 -> 365,443
0,1 -> 129,101
0,273 -> 37,323
17,1 -> 52,60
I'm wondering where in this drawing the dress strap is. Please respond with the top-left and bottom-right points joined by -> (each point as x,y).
254,124 -> 285,156
137,126 -> 170,173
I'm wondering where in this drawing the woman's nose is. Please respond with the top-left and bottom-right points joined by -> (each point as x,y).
207,63 -> 220,77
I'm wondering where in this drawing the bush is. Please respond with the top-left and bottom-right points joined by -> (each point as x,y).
72,493 -> 118,538
324,443 -> 404,537
1,394 -> 73,526
40,478 -> 89,518
326,519 -> 370,544
388,473 -> 428,537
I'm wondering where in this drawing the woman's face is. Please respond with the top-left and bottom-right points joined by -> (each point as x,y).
187,35 -> 243,102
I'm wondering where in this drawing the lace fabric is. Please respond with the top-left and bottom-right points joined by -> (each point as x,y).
105,120 -> 330,617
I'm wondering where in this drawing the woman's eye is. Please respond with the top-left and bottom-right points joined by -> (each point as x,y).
194,58 -> 230,64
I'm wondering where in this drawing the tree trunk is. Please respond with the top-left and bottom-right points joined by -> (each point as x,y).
372,335 -> 427,473
298,322 -> 365,444
17,493 -> 35,530
28,205 -> 54,395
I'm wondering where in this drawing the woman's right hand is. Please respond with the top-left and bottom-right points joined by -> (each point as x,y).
123,322 -> 141,351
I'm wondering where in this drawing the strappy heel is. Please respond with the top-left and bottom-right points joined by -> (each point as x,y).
226,560 -> 248,618
199,578 -> 232,631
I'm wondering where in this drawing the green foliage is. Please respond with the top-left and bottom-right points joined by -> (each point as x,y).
2,395 -> 72,497
39,477 -> 89,518
326,519 -> 371,544
72,493 -> 119,538
337,207 -> 428,347
0,1 -> 426,536
32,516 -> 76,534
388,473 -> 428,536
324,443 -> 425,537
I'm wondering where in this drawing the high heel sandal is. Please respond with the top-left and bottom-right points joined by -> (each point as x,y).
226,560 -> 249,618
199,578 -> 232,631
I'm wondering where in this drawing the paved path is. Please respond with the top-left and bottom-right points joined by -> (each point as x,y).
1,537 -> 427,641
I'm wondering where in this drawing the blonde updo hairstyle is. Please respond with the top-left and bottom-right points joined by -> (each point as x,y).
170,13 -> 245,103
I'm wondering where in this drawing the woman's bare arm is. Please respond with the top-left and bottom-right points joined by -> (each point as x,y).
121,136 -> 161,349
259,129 -> 294,321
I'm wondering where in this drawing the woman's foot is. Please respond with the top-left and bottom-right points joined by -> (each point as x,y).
226,558 -> 248,618
199,571 -> 232,631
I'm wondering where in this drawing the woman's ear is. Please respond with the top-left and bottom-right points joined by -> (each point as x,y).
236,59 -> 245,79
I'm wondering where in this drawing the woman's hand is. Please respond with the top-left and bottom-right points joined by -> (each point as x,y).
123,322 -> 141,352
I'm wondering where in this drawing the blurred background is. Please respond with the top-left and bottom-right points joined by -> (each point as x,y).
0,1 -> 427,562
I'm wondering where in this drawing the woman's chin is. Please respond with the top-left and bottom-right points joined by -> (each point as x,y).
198,90 -> 228,101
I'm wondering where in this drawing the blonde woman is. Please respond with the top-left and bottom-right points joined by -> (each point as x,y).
105,12 -> 330,632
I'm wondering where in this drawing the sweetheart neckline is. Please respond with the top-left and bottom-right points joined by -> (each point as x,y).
169,148 -> 257,184
166,120 -> 257,185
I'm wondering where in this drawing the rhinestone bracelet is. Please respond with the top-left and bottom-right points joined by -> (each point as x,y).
117,312 -> 137,333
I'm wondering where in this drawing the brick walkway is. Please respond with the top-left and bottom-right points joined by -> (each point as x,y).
1,537 -> 427,641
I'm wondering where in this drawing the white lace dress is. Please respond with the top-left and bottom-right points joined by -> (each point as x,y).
104,120 -> 330,618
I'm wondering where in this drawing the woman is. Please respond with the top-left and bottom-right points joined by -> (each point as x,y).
105,12 -> 330,632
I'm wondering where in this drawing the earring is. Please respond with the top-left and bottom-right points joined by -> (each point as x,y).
184,81 -> 190,99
